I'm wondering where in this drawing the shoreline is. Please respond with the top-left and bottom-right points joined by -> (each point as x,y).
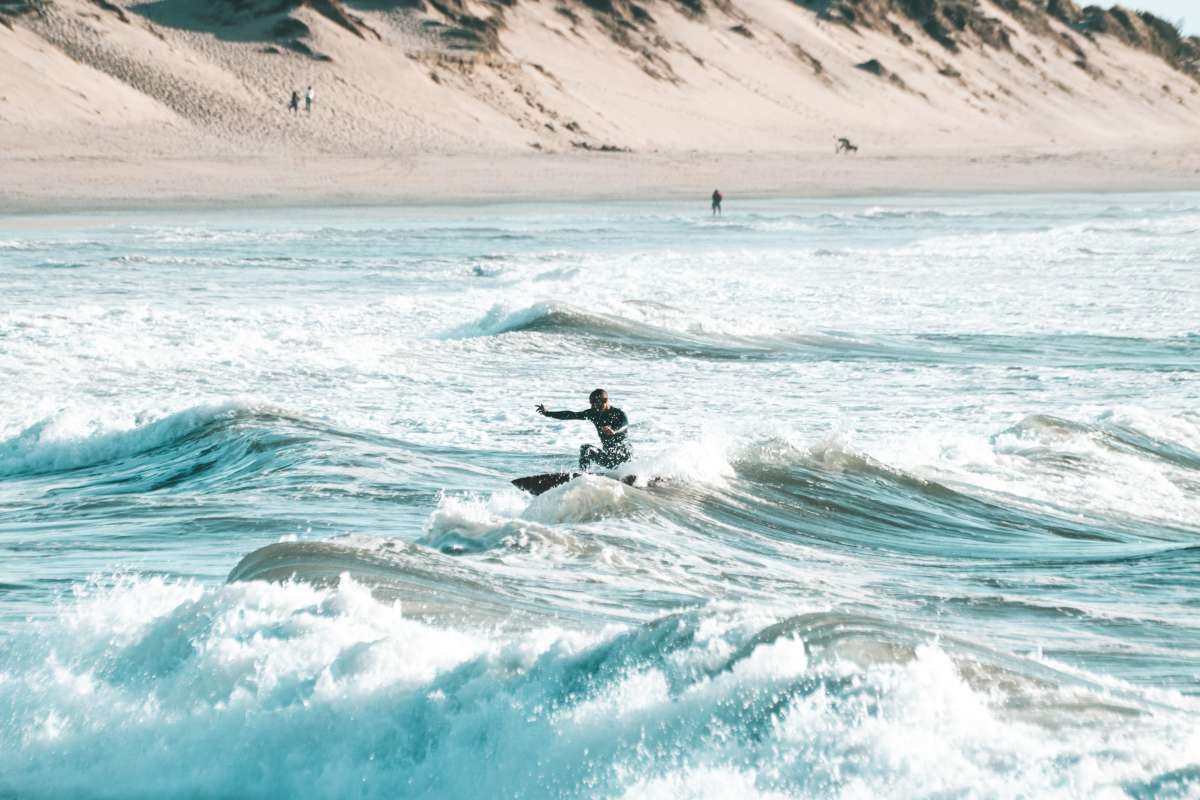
3,147 -> 1200,215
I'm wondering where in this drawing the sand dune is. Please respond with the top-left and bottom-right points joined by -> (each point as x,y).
1,0 -> 1198,209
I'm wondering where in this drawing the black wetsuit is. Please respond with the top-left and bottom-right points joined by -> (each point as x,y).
543,407 -> 631,469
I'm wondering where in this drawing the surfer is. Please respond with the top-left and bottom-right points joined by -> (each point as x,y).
536,388 -> 631,470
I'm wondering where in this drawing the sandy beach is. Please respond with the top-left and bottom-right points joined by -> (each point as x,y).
2,146 -> 1200,214
2,0 -> 1199,212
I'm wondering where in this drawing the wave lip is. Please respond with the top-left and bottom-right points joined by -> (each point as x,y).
452,303 -> 1200,369
0,403 -> 246,478
449,302 -> 916,363
446,302 -> 689,344
689,416 -> 1200,566
0,403 -> 332,500
994,409 -> 1200,479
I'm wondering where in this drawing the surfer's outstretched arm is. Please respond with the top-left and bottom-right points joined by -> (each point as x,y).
536,404 -> 587,421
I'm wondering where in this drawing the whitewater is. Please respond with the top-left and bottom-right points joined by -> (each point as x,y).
1,193 -> 1198,799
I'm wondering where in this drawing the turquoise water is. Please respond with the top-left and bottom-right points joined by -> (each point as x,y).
1,194 -> 1198,798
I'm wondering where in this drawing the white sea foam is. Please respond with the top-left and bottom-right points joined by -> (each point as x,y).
625,434 -> 737,486
448,301 -> 561,338
419,490 -> 553,553
419,478 -> 638,555
6,577 -> 1197,799
879,406 -> 1200,531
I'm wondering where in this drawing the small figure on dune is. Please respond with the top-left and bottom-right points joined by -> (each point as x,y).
288,89 -> 300,114
305,85 -> 314,113
711,189 -> 723,216
835,136 -> 858,154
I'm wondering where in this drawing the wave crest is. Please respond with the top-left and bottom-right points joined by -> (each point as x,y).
1,578 -> 1185,800
0,403 -> 321,497
0,403 -> 248,477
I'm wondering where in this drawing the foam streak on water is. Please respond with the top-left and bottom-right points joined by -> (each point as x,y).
1,194 -> 1199,799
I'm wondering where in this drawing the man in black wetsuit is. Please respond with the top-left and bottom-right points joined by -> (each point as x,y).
536,388 -> 631,470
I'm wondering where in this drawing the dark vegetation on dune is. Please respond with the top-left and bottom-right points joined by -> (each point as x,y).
1069,2 -> 1199,79
4,0 -> 1195,84
132,0 -> 505,53
855,57 -> 919,94
793,0 -> 1198,82
131,0 -> 380,59
212,0 -> 1199,83
0,0 -> 33,28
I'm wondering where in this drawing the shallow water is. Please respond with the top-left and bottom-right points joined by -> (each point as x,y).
1,194 -> 1199,798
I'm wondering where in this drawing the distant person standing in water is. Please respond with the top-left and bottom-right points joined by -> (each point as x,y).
305,85 -> 314,113
288,89 -> 300,114
711,189 -> 723,216
536,388 -> 631,470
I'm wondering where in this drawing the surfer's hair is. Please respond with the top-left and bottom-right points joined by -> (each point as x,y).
589,388 -> 607,403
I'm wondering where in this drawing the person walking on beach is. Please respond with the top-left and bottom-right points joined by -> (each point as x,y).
711,189 -> 723,216
305,85 -> 314,113
288,89 -> 300,114
536,388 -> 631,470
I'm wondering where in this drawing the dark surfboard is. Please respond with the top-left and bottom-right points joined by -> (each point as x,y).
512,472 -> 579,495
512,472 -> 642,495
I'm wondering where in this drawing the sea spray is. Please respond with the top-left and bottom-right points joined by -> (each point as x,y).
2,576 -> 1196,799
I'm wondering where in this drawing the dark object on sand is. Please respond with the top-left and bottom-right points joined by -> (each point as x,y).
835,136 -> 858,153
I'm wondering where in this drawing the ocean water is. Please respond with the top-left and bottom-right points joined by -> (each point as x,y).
1,193 -> 1198,799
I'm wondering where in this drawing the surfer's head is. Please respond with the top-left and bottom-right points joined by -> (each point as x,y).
589,388 -> 609,410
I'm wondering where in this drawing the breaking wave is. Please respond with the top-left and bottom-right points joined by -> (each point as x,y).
1,574 -> 1192,800
450,303 -> 1200,368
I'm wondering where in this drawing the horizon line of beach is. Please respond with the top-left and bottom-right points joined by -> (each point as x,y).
3,146 -> 1200,215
